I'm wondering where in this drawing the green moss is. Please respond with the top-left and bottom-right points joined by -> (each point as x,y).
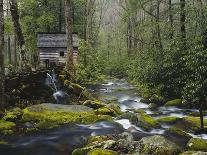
3,107 -> 23,122
72,148 -> 90,155
84,100 -> 106,109
138,113 -> 161,131
88,136 -> 109,144
178,117 -> 207,132
94,107 -> 116,116
22,108 -> 111,130
157,116 -> 181,124
165,99 -> 183,107
87,149 -> 118,155
0,141 -> 8,145
187,138 -> 207,152
0,120 -> 16,135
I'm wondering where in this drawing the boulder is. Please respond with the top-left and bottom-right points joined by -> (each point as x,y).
165,127 -> 192,146
136,113 -> 161,131
137,135 -> 181,155
187,138 -> 207,152
27,103 -> 93,112
157,116 -> 182,124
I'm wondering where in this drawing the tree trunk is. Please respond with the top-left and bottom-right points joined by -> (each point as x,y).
65,0 -> 74,71
0,0 -> 5,108
59,0 -> 62,32
10,0 -> 27,68
169,0 -> 174,39
199,102 -> 204,129
180,0 -> 186,48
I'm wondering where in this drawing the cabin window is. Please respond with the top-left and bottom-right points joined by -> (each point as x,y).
59,51 -> 64,57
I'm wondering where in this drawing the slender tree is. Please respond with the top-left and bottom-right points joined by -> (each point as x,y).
0,0 -> 4,108
10,0 -> 27,68
65,0 -> 74,71
180,0 -> 186,49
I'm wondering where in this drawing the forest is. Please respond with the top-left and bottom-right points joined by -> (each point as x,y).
0,0 -> 207,155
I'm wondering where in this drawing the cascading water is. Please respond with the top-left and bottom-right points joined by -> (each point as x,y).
45,70 -> 69,104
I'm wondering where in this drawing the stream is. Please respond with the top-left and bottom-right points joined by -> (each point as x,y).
1,79 -> 207,155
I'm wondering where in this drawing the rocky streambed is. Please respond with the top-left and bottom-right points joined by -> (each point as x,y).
0,79 -> 207,155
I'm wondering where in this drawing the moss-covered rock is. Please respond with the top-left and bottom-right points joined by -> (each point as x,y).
3,107 -> 23,122
165,99 -> 183,107
165,127 -> 192,146
176,117 -> 207,132
83,100 -> 106,109
0,120 -> 16,135
88,136 -> 109,144
94,107 -> 116,116
87,149 -> 118,155
157,116 -> 181,124
187,138 -> 207,152
180,151 -> 207,155
138,135 -> 181,155
136,113 -> 161,131
22,107 -> 112,130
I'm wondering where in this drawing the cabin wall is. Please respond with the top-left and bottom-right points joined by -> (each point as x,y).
39,47 -> 67,64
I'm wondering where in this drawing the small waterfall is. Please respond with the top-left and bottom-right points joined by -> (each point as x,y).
46,72 -> 58,92
45,70 -> 69,104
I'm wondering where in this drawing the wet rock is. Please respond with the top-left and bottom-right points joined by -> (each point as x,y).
136,135 -> 181,155
187,138 -> 207,152
165,127 -> 192,147
139,98 -> 150,104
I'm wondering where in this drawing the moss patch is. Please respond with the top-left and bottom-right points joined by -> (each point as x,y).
3,108 -> 23,122
22,108 -> 112,130
167,127 -> 192,139
0,120 -> 16,135
87,149 -> 118,155
157,116 -> 181,124
177,117 -> 207,132
137,113 -> 160,131
187,138 -> 207,152
88,136 -> 109,144
83,100 -> 106,109
165,99 -> 183,107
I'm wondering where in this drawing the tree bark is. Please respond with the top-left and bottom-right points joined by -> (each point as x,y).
10,0 -> 27,68
180,0 -> 186,48
0,0 -> 5,108
199,102 -> 204,129
65,0 -> 74,71
59,0 -> 62,32
169,0 -> 174,39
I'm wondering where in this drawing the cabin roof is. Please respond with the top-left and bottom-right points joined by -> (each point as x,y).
37,32 -> 78,48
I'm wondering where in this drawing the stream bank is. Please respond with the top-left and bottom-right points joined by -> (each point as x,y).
0,79 -> 207,155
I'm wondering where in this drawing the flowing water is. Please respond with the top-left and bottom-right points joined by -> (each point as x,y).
1,79 -> 207,155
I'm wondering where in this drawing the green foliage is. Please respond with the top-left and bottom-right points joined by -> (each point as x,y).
0,120 -> 16,135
